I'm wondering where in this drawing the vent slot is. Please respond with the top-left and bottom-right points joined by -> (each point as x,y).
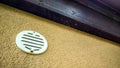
23,34 -> 43,40
22,37 -> 44,43
21,40 -> 43,46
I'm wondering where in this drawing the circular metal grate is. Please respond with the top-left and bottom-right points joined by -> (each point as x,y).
16,30 -> 48,54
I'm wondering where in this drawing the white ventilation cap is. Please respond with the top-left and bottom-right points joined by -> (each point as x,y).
16,30 -> 48,54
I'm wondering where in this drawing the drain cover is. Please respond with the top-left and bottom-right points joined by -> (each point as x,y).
16,30 -> 48,54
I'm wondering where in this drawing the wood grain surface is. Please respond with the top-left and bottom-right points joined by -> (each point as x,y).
1,0 -> 120,43
0,4 -> 120,68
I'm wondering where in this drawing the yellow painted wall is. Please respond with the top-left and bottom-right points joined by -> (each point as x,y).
0,4 -> 120,68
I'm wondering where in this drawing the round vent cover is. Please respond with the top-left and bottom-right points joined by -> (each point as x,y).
16,30 -> 48,54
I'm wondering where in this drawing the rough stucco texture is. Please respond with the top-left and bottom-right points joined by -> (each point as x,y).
0,3 -> 120,68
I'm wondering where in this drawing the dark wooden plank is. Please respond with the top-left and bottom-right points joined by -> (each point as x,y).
1,0 -> 120,43
75,0 -> 120,22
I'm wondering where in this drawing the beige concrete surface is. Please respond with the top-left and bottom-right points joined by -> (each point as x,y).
0,3 -> 120,68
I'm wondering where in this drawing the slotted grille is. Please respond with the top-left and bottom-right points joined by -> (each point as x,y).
21,33 -> 44,51
16,30 -> 48,54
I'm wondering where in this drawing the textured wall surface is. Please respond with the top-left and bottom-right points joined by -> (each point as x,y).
0,4 -> 120,68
